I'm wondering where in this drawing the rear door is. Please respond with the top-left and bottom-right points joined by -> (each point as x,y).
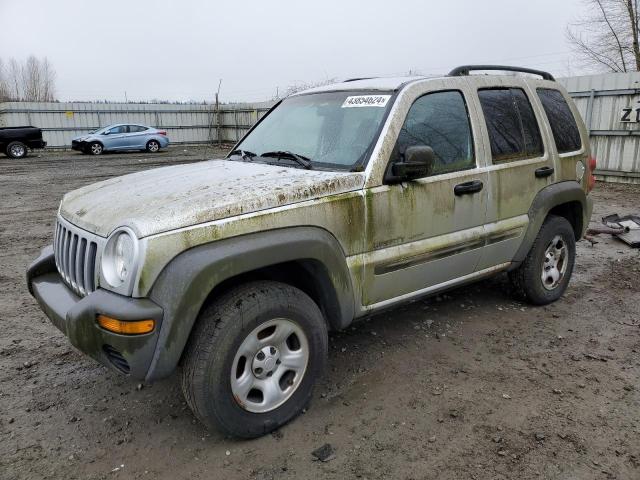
472,82 -> 554,270
125,125 -> 149,149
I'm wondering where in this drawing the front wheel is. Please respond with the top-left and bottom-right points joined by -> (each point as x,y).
6,141 -> 27,159
509,215 -> 576,305
146,140 -> 160,153
88,142 -> 103,155
181,281 -> 328,438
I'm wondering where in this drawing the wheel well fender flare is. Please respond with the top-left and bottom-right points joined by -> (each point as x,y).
511,181 -> 588,266
145,227 -> 354,381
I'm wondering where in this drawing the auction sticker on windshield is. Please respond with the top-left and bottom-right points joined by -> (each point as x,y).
342,95 -> 391,108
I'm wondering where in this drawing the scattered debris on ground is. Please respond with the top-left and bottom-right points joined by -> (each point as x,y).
1,151 -> 639,479
311,443 -> 336,462
587,213 -> 640,247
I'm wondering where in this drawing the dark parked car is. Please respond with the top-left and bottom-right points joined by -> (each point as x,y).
0,126 -> 47,158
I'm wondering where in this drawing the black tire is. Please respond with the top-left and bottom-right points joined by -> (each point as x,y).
509,215 -> 576,305
88,142 -> 103,155
146,140 -> 160,153
6,141 -> 28,159
181,280 -> 328,438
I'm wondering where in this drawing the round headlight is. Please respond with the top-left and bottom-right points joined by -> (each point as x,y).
114,232 -> 134,281
102,229 -> 138,287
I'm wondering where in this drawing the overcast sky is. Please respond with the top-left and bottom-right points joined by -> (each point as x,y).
0,0 -> 590,103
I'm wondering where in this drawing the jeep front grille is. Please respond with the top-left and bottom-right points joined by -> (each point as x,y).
53,218 -> 102,297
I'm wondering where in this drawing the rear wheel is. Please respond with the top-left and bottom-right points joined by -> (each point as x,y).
88,142 -> 103,155
146,140 -> 160,153
6,141 -> 27,159
181,281 -> 328,438
509,215 -> 576,305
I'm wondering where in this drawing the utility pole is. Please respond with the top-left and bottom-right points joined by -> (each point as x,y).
215,79 -> 222,147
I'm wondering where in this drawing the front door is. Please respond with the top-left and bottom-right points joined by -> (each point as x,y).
102,125 -> 128,150
361,88 -> 489,308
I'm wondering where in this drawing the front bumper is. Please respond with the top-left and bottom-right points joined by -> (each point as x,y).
27,245 -> 163,380
71,140 -> 86,151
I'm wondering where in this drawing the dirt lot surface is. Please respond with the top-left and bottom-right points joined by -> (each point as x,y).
1,147 -> 639,480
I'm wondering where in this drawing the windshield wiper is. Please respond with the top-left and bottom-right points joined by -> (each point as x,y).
228,149 -> 257,161
260,150 -> 313,169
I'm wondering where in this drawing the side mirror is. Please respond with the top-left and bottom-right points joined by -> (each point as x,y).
392,145 -> 434,180
102,131 -> 109,135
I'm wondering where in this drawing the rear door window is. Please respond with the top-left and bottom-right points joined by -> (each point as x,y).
478,88 -> 543,163
395,90 -> 475,175
537,88 -> 582,153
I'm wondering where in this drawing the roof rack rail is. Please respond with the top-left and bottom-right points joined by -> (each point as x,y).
448,65 -> 555,81
343,77 -> 376,82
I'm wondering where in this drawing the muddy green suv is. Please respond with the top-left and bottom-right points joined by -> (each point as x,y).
27,65 -> 595,438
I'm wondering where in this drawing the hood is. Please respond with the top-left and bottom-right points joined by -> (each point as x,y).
73,133 -> 96,141
60,159 -> 365,238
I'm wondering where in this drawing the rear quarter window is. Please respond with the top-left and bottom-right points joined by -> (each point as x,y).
537,88 -> 582,153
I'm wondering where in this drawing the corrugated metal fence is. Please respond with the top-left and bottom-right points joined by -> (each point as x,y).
0,101 -> 275,148
559,72 -> 640,183
1,74 -> 639,183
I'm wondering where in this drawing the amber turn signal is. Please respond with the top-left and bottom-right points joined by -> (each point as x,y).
97,315 -> 155,335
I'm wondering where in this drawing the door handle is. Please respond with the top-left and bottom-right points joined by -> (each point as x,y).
535,166 -> 555,178
454,180 -> 484,196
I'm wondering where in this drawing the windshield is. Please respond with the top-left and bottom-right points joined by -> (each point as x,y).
233,91 -> 394,169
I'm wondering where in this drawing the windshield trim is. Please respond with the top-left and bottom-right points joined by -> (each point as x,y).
226,90 -> 399,172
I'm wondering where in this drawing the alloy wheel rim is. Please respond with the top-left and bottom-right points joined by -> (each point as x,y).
149,142 -> 159,152
230,318 -> 309,413
10,144 -> 25,157
91,144 -> 102,154
541,234 -> 568,290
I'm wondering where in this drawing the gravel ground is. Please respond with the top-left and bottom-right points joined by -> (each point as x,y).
1,147 -> 639,480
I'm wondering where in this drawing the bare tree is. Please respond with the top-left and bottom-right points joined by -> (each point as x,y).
22,55 -> 42,101
0,56 -> 57,101
40,57 -> 57,102
7,58 -> 22,100
567,0 -> 640,72
0,58 -> 10,102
